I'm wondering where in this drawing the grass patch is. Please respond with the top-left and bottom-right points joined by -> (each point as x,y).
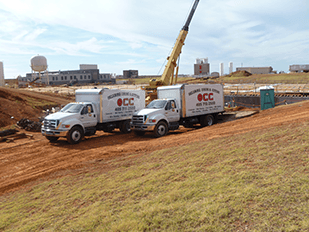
1,122 -> 309,231
121,77 -> 196,85
219,72 -> 309,84
26,97 -> 58,109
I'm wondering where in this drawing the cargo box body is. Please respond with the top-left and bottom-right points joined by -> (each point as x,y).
75,88 -> 145,123
157,84 -> 224,118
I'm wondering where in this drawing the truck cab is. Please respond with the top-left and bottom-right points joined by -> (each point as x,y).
131,98 -> 180,137
41,102 -> 98,144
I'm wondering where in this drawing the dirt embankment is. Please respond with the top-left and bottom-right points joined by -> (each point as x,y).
1,87 -> 309,196
0,87 -> 72,128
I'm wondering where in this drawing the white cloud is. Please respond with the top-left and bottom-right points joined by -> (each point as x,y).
0,0 -> 308,77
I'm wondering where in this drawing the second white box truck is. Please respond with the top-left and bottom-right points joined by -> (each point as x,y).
131,84 -> 224,137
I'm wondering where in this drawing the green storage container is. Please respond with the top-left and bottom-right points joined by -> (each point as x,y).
260,88 -> 275,110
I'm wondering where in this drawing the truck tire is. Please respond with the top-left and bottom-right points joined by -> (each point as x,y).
46,136 -> 59,142
183,121 -> 194,128
201,115 -> 214,127
67,126 -> 84,144
120,120 -> 131,133
154,121 -> 168,138
134,130 -> 145,136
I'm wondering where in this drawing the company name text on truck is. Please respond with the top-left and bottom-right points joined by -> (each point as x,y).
41,88 -> 145,144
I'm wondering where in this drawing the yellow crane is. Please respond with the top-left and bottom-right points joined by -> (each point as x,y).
143,0 -> 200,102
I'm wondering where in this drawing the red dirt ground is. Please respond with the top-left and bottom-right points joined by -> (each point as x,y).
1,87 -> 309,196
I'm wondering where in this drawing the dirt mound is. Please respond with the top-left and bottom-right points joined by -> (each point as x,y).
0,89 -> 41,127
228,70 -> 252,77
0,87 -> 72,128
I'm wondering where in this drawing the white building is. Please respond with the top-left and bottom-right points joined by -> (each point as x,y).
229,62 -> 233,74
0,61 -> 4,87
219,63 -> 224,76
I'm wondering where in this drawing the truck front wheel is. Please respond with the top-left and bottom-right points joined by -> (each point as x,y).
154,121 -> 168,138
67,126 -> 84,144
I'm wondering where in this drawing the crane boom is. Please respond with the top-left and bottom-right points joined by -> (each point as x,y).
182,0 -> 199,31
145,0 -> 200,101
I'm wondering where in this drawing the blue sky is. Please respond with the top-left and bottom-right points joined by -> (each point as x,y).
0,0 -> 308,78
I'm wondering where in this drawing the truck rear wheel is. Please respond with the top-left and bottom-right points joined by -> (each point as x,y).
67,126 -> 84,144
183,121 -> 194,128
120,120 -> 131,133
201,115 -> 214,127
154,121 -> 168,138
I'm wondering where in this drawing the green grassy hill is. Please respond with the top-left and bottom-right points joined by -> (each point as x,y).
1,121 -> 309,231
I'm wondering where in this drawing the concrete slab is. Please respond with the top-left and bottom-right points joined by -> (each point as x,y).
235,111 -> 259,119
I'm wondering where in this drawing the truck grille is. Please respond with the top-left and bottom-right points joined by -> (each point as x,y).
43,119 -> 58,129
132,115 -> 144,124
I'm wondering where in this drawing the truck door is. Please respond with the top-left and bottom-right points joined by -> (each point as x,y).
80,104 -> 97,128
165,100 -> 180,122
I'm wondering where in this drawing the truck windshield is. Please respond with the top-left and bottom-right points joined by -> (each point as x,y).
60,103 -> 84,113
146,100 -> 167,109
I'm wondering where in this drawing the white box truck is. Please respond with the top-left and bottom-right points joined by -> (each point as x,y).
42,88 -> 145,144
131,84 -> 224,137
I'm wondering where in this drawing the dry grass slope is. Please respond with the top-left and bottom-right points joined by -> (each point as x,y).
1,121 -> 309,231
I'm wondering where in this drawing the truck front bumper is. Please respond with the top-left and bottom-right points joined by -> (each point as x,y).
131,123 -> 155,131
41,128 -> 68,137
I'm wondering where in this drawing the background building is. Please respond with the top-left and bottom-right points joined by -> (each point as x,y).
80,64 -> 98,70
236,66 -> 274,74
123,70 -> 138,79
289,64 -> 309,73
194,58 -> 210,75
229,62 -> 233,74
0,61 -> 4,87
18,64 -> 115,86
219,63 -> 224,76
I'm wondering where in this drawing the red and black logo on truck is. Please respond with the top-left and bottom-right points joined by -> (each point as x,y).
117,98 -> 134,106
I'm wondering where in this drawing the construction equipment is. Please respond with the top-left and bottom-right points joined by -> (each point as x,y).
26,77 -> 40,87
143,0 -> 200,102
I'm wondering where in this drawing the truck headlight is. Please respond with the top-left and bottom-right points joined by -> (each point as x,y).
62,124 -> 70,128
149,119 -> 156,123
